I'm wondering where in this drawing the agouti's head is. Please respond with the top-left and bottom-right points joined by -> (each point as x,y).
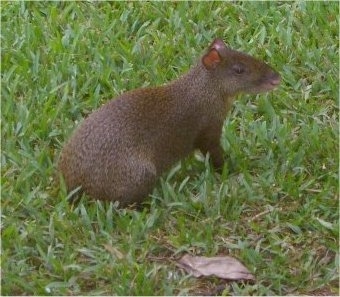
202,39 -> 281,96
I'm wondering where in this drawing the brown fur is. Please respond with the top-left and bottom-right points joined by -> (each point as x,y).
58,39 -> 280,206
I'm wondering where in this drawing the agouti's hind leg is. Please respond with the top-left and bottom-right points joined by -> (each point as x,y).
113,159 -> 157,206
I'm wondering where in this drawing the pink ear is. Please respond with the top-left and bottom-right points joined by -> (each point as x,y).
202,48 -> 221,69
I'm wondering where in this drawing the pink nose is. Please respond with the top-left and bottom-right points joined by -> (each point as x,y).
269,73 -> 281,86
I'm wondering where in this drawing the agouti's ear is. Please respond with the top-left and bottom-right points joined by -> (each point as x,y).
202,38 -> 227,70
210,38 -> 228,52
202,49 -> 222,70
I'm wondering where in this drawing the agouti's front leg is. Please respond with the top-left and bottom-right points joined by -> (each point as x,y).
204,145 -> 225,169
195,126 -> 225,170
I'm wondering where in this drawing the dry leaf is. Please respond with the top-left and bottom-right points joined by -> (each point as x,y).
177,254 -> 255,281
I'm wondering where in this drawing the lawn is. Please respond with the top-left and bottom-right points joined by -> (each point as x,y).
1,1 -> 339,295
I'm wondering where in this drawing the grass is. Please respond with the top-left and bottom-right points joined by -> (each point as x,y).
1,1 -> 339,295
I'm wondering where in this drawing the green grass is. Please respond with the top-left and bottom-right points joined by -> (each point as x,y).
1,1 -> 339,295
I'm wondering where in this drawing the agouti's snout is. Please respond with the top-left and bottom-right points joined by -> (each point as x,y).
269,73 -> 281,87
262,70 -> 281,91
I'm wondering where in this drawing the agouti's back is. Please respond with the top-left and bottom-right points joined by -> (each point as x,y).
58,38 -> 280,206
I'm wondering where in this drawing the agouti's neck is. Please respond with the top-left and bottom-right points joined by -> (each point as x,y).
168,63 -> 219,100
168,63 -> 234,110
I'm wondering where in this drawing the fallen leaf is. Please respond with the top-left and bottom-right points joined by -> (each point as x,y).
177,254 -> 255,281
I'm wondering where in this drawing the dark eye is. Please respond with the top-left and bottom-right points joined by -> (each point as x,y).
232,63 -> 246,75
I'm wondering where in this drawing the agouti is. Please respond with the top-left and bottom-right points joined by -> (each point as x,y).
58,38 -> 280,206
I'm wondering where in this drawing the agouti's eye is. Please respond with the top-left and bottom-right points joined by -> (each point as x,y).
232,63 -> 246,75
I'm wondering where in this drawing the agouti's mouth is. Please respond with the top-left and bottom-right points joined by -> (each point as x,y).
255,74 -> 281,93
267,72 -> 281,87
269,76 -> 281,86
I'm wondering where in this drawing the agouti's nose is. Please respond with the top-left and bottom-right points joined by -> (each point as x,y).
269,72 -> 281,86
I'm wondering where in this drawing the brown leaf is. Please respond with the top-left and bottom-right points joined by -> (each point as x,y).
177,254 -> 255,281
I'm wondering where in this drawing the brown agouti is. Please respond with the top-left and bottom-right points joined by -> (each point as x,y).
58,38 -> 280,206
